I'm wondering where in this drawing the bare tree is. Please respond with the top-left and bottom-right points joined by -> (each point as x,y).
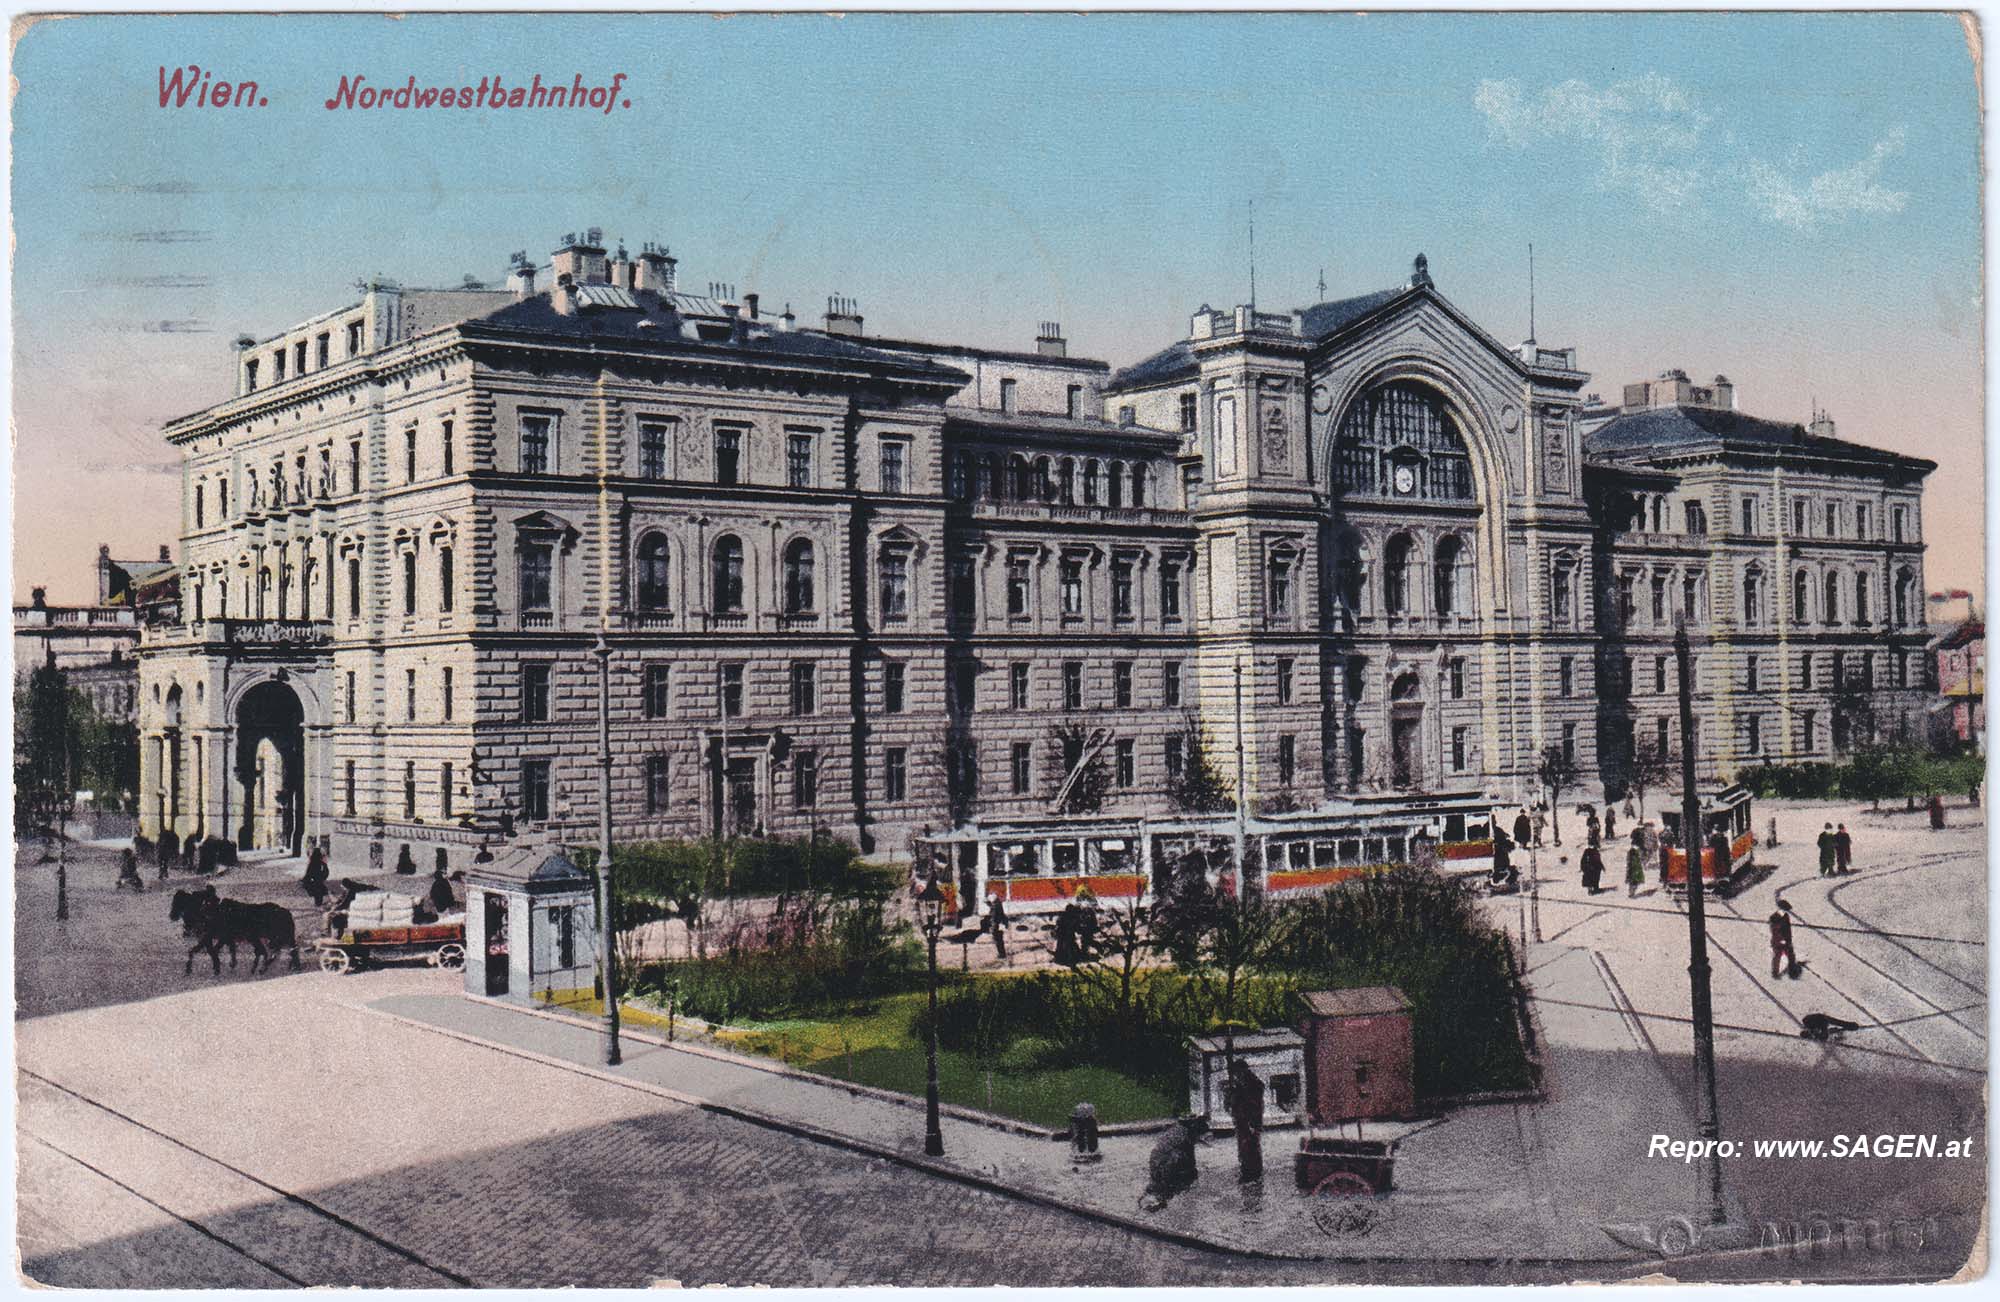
1538,744 -> 1579,846
1044,720 -> 1110,814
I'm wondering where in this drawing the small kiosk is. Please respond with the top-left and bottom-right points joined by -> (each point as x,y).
462,844 -> 599,1007
1186,1029 -> 1307,1129
1298,986 -> 1416,1123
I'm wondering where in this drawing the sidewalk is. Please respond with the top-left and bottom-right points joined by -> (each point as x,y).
373,939 -> 1707,1264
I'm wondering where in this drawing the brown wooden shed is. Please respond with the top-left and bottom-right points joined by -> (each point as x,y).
1298,985 -> 1415,1123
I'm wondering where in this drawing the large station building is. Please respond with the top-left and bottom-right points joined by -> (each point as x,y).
135,231 -> 1934,864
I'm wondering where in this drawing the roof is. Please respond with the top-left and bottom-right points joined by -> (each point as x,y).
1931,620 -> 1984,652
1585,404 -> 1936,474
1105,287 -> 1408,392
1189,1029 -> 1305,1055
945,407 -> 1180,446
1299,986 -> 1411,1019
463,844 -> 594,894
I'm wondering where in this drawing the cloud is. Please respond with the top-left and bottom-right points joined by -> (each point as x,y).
1474,73 -> 1710,216
1744,128 -> 1911,231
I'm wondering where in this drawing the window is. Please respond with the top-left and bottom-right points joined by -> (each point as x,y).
1010,663 -> 1030,710
1063,662 -> 1083,711
711,537 -> 745,613
442,763 -> 454,819
1277,658 -> 1295,705
790,662 -> 816,716
1684,500 -> 1707,535
1793,498 -> 1809,536
1655,656 -> 1669,694
1559,657 -> 1574,697
1165,735 -> 1186,782
442,667 -> 454,721
1855,503 -> 1871,539
714,427 -> 742,485
404,762 -> 417,819
952,659 -> 977,713
1742,567 -> 1763,626
520,544 -> 553,612
1116,738 -> 1136,788
406,668 -> 418,721
1082,460 -> 1100,504
345,670 -> 357,724
1800,652 -> 1814,690
1384,536 -> 1412,614
1740,496 -> 1759,534
1111,557 -> 1134,621
1276,734 -> 1295,788
1161,561 -> 1183,621
522,663 -> 551,722
273,349 -> 286,382
438,546 -> 454,613
552,906 -> 576,969
349,441 -> 362,494
1345,655 -> 1366,703
1451,726 -> 1468,772
720,663 -> 744,718
1118,404 -> 1135,427
999,378 -> 1018,413
1449,658 -> 1465,700
879,551 -> 910,623
1007,555 -> 1031,618
793,751 -> 818,809
1891,506 -> 1907,543
884,748 -> 907,802
1060,558 -> 1083,617
521,414 -> 553,474
521,760 -> 551,823
644,663 -> 670,718
1823,571 -> 1841,625
1683,571 -> 1701,622
883,662 -> 905,713
1746,655 -> 1760,693
405,427 -> 418,481
1011,742 -> 1032,794
244,358 -> 259,391
1651,573 -> 1667,623
346,319 -> 363,355
1561,722 -> 1577,767
1179,391 -> 1198,433
1164,661 -> 1183,708
345,760 -> 357,815
1746,714 -> 1763,755
1114,662 -> 1133,708
1552,563 -> 1573,623
1801,709 -> 1817,751
639,421 -> 669,479
1825,501 -> 1840,537
646,755 -> 671,814
1269,552 -> 1295,620
787,432 -> 813,488
783,539 -> 814,614
948,554 -> 976,620
1854,572 -> 1870,624
402,550 -> 418,616
194,484 -> 204,528
1067,385 -> 1083,419
1617,572 -> 1637,623
316,333 -> 330,369
880,441 -> 907,494
1832,650 -> 1846,687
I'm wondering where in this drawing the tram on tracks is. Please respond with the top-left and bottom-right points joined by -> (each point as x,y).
1657,783 -> 1757,894
912,791 -> 1501,919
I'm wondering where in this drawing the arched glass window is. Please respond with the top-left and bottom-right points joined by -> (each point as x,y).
1034,456 -> 1053,501
1433,535 -> 1466,617
1333,382 -> 1474,500
637,534 -> 671,611
1853,572 -> 1870,624
783,538 -> 815,614
1107,461 -> 1124,508
711,536 -> 745,613
1384,535 -> 1414,614
1823,571 -> 1840,624
1793,570 -> 1810,624
1012,456 -> 1034,500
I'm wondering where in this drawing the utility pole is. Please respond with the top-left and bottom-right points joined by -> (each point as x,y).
1233,657 -> 1249,893
594,632 -> 620,1066
1674,620 -> 1724,1224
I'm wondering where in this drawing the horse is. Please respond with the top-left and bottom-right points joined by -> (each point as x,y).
170,890 -> 301,974
170,888 -> 245,972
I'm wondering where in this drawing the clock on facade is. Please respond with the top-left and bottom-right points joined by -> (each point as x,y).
1393,464 -> 1417,494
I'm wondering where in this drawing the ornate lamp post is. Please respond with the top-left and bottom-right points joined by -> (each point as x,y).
594,632 -> 621,1067
916,876 -> 947,1157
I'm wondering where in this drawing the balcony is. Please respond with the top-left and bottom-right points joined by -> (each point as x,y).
145,617 -> 334,648
623,611 -> 675,630
521,611 -> 555,629
962,500 -> 1190,528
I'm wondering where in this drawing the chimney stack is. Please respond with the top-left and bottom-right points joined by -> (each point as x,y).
633,242 -> 676,296
507,251 -> 537,301
744,292 -> 760,321
609,243 -> 635,290
30,586 -> 46,610
1712,374 -> 1735,411
550,229 -> 609,287
1036,320 -> 1066,358
159,544 -> 171,562
1809,409 -> 1837,440
823,295 -> 864,338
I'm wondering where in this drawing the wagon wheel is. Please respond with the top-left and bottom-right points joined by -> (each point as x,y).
435,943 -> 466,971
319,947 -> 352,975
1312,1170 -> 1375,1198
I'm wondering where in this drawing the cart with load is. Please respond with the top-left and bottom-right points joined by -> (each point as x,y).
316,891 -> 466,974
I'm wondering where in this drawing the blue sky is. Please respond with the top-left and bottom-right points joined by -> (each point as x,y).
11,11 -> 1983,597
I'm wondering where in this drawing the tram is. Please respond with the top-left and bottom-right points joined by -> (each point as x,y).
1658,783 -> 1757,893
912,791 -> 1501,919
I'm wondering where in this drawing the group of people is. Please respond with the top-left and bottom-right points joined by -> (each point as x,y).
1816,823 -> 1858,876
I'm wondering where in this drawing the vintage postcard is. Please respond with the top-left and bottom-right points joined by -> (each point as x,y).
8,8 -> 1987,1288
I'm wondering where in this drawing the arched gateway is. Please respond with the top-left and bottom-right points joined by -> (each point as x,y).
236,679 -> 305,855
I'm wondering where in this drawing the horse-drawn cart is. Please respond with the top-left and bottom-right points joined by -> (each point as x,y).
316,892 -> 465,974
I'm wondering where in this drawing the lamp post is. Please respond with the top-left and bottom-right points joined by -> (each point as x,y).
594,633 -> 621,1067
1674,620 -> 1724,1225
917,876 -> 947,1157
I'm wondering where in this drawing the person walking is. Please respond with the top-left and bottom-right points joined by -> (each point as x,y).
1512,809 -> 1532,853
1604,805 -> 1618,841
1768,907 -> 1798,979
1585,809 -> 1602,849
1834,823 -> 1854,875
427,864 -> 458,914
1531,805 -> 1547,849
1817,823 -> 1837,877
1490,826 -> 1517,891
985,893 -> 1010,962
1625,842 -> 1645,897
1226,1058 -> 1266,1185
1580,843 -> 1605,894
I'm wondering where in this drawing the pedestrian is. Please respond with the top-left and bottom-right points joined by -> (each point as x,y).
1512,809 -> 1532,853
1929,793 -> 1946,830
302,846 -> 331,906
1490,827 -> 1516,890
116,848 -> 142,891
1586,810 -> 1602,849
1604,805 -> 1618,841
986,893 -> 1009,961
1817,823 -> 1837,877
1834,823 -> 1853,875
1225,1058 -> 1266,1185
1580,844 -> 1604,894
1709,831 -> 1732,883
1053,900 -> 1079,966
1531,805 -> 1547,848
1768,907 -> 1798,979
1625,843 -> 1645,897
428,864 -> 457,914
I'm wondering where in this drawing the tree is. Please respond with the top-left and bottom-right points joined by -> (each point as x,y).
1627,738 -> 1679,820
14,659 -> 79,874
1166,711 -> 1235,814
1071,892 -> 1157,1030
1537,744 -> 1579,846
1044,721 -> 1110,814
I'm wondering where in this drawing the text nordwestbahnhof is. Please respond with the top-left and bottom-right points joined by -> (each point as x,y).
157,67 -> 633,114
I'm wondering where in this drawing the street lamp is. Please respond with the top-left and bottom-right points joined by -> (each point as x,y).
594,632 -> 621,1068
916,875 -> 947,1157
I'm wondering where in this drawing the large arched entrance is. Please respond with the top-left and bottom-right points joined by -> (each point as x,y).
236,679 -> 305,855
1389,672 -> 1425,790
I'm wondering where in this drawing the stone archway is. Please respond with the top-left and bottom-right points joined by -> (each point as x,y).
236,679 -> 305,855
1389,672 -> 1425,790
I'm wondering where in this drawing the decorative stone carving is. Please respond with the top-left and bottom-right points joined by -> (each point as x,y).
1261,406 -> 1290,473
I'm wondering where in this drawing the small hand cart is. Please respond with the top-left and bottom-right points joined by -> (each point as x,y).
1294,1135 -> 1397,1197
315,892 -> 466,974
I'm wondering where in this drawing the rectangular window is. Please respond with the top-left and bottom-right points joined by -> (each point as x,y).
345,670 -> 357,724
273,349 -> 286,382
439,547 -> 454,613
1793,498 -> 1809,535
519,545 -> 553,612
346,319 -> 363,356
1277,734 -> 1296,788
441,420 -> 455,476
1801,709 -> 1817,751
1746,655 -> 1760,693
194,484 -> 205,528
948,555 -> 976,620
787,432 -> 814,488
1891,506 -> 1907,543
1683,501 -> 1707,535
790,661 -> 816,716
793,751 -> 818,809
1161,562 -> 1183,621
521,760 -> 551,823
1114,662 -> 1133,708
1651,573 -> 1667,623
1010,663 -> 1030,710
1449,657 -> 1465,700
1825,501 -> 1840,536
883,662 -> 905,713
1063,661 -> 1083,711
1561,722 -> 1577,767
349,441 -> 363,494
1655,655 -> 1668,694
646,754 -> 670,814
1116,738 -> 1136,788
405,427 -> 418,481
521,414 -> 553,474
714,427 -> 742,485
403,551 -> 418,616
294,339 -> 309,375
344,759 -> 357,815
884,748 -> 907,802
404,761 -> 417,819
1277,658 -> 1295,705
644,664 -> 670,718
442,667 -> 454,721
553,907 -> 576,969
1164,661 -> 1183,708
316,333 -> 330,369
1451,725 -> 1468,772
1740,496 -> 1758,534
442,763 -> 454,820
1559,656 -> 1574,697
1010,742 -> 1032,795
1165,734 -> 1185,782
998,378 -> 1018,413
879,553 -> 909,623
880,441 -> 907,494
1345,655 -> 1366,703
406,668 -> 417,721
1855,503 -> 1871,539
522,663 -> 551,723
244,358 -> 259,391
1111,558 -> 1134,621
1066,385 -> 1083,419
1179,391 -> 1198,433
1800,653 -> 1814,689
1747,714 -> 1763,755
1007,555 -> 1031,618
1656,716 -> 1670,755
1060,558 -> 1083,617
639,421 -> 670,479
721,663 -> 745,718
952,660 -> 977,713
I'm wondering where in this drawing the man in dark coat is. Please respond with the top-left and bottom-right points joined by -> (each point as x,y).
986,894 -> 1009,961
428,865 -> 458,914
1512,810 -> 1532,852
1053,901 -> 1079,966
1226,1058 -> 1266,1184
1580,844 -> 1605,894
1769,906 -> 1799,978
1834,824 -> 1853,874
1490,827 -> 1516,889
302,848 -> 331,906
1817,823 -> 1838,876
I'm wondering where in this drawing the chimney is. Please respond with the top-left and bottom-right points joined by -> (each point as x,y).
507,251 -> 537,301
744,292 -> 760,321
633,242 -> 676,296
1036,320 -> 1066,358
31,586 -> 46,610
608,243 -> 634,290
159,544 -> 171,562
553,273 -> 578,317
550,229 -> 609,287
823,294 -> 864,338
1712,374 -> 1735,411
1809,409 -> 1837,440
779,303 -> 796,332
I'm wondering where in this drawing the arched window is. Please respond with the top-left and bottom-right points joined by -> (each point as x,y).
1058,458 -> 1075,505
711,536 -> 745,614
1034,456 -> 1053,501
1822,571 -> 1840,624
1131,464 -> 1148,507
1384,535 -> 1414,614
258,567 -> 272,618
636,533 -> 671,611
1853,571 -> 1871,624
1333,381 -> 1475,500
1433,535 -> 1466,617
1083,460 -> 1101,505
1793,570 -> 1811,624
1107,460 -> 1124,508
1011,456 -> 1034,501
783,538 -> 815,614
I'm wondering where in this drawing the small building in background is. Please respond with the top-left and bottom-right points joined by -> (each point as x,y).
1186,1029 -> 1307,1129
1930,617 -> 1984,752
462,843 -> 599,1007
1298,985 -> 1415,1123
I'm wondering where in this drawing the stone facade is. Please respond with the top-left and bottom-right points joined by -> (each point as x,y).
135,235 -> 1934,868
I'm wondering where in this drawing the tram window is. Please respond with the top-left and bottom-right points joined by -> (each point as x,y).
1267,844 -> 1286,869
1314,842 -> 1336,868
1444,814 -> 1466,841
1097,840 -> 1130,872
1290,843 -> 1312,869
1364,837 -> 1386,863
989,846 -> 1013,877
1017,845 -> 1042,875
1053,841 -> 1080,873
1339,838 -> 1361,864
1468,820 -> 1489,841
1387,836 -> 1407,863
